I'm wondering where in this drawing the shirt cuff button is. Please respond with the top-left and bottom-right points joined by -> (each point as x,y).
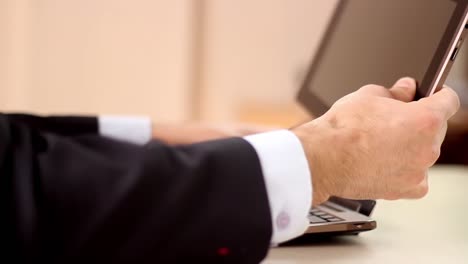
276,211 -> 290,230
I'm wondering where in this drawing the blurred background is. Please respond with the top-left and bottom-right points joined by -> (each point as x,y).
1,0 -> 468,129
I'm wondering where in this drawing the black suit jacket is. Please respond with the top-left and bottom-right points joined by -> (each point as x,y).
0,114 -> 272,263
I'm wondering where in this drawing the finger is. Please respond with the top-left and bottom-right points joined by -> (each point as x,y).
388,77 -> 417,102
435,121 -> 448,148
402,173 -> 429,199
419,87 -> 461,120
358,84 -> 392,98
236,124 -> 280,135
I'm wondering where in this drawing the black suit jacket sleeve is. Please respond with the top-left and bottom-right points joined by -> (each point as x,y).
0,114 -> 272,264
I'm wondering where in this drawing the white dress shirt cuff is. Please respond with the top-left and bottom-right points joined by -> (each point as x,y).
98,115 -> 152,145
244,130 -> 312,245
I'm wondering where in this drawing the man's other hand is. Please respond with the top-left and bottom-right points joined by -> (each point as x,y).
293,77 -> 460,205
153,122 -> 277,145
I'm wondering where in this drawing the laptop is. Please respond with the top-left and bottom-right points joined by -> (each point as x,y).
293,0 -> 468,239
304,197 -> 377,236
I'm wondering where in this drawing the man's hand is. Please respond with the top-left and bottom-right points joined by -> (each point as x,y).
293,77 -> 460,205
152,122 -> 276,145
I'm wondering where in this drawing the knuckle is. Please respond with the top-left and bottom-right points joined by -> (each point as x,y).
384,192 -> 400,201
455,94 -> 461,110
429,145 -> 441,163
445,87 -> 461,110
359,84 -> 386,93
360,84 -> 379,89
406,173 -> 426,186
383,184 -> 404,200
413,185 -> 429,199
418,110 -> 443,133
414,144 -> 441,167
421,145 -> 441,165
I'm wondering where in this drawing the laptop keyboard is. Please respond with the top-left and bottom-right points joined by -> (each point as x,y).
309,208 -> 343,224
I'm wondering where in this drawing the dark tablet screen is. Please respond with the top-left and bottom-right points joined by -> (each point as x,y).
299,0 -> 467,116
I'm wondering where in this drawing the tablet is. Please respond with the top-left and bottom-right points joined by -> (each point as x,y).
298,0 -> 468,116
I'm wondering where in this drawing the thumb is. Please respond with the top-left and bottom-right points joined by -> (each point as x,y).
388,77 -> 417,102
419,87 -> 460,120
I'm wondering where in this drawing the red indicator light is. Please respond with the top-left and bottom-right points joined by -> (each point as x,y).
217,247 -> 230,256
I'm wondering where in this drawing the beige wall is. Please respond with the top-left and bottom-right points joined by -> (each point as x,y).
0,3 -> 6,106
2,0 -> 196,122
2,0 -> 340,125
1,0 -> 31,109
199,0 -> 338,122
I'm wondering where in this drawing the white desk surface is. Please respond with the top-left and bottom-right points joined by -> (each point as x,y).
265,165 -> 468,264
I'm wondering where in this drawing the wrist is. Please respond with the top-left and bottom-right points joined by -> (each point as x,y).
292,119 -> 333,206
152,123 -> 179,144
